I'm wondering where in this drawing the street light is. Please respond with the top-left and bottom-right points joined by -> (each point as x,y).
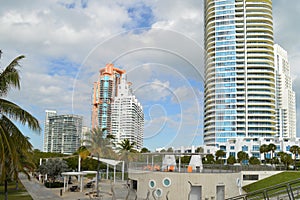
96,153 -> 100,198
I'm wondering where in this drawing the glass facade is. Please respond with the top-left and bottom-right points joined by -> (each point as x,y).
204,0 -> 275,146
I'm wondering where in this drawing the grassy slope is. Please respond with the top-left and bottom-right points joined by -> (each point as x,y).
243,171 -> 300,193
0,180 -> 32,200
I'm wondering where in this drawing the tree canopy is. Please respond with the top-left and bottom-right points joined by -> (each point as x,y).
0,55 -> 41,200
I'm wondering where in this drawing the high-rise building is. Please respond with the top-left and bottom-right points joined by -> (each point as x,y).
92,64 -> 125,135
81,126 -> 91,146
92,64 -> 144,150
43,110 -> 57,152
274,44 -> 296,138
111,75 -> 144,150
43,110 -> 83,154
204,0 -> 276,147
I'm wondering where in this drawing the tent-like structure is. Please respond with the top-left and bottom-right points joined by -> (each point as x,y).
89,157 -> 125,183
61,171 -> 88,192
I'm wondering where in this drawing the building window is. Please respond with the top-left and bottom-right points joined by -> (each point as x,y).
252,145 -> 259,151
242,145 -> 248,151
220,146 -> 226,151
149,180 -> 156,189
252,153 -> 259,158
229,152 -> 235,157
243,175 -> 259,181
230,146 -> 235,150
276,145 -> 281,151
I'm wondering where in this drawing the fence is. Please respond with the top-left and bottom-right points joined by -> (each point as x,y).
226,178 -> 300,200
128,162 -> 282,173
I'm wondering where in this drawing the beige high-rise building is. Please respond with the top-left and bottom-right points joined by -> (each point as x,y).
204,0 -> 276,147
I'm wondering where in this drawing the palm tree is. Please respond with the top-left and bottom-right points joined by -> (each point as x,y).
278,152 -> 293,170
215,150 -> 226,164
140,147 -> 150,153
237,151 -> 249,165
289,145 -> 299,170
259,144 -> 269,164
249,157 -> 261,165
118,139 -> 136,152
117,139 -> 137,171
268,143 -> 277,164
84,127 -> 105,197
0,55 -> 41,200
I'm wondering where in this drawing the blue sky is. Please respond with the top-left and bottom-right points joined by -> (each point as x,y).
0,0 -> 300,151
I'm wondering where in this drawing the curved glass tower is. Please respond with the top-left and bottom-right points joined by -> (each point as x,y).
204,0 -> 276,147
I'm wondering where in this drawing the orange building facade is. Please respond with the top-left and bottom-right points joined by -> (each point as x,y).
91,64 -> 125,135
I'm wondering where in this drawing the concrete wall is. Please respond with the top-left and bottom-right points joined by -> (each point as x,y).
129,171 -> 241,199
129,170 -> 283,199
241,171 -> 282,187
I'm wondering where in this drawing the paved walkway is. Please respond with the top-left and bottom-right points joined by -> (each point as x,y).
19,174 -> 137,200
19,174 -> 62,200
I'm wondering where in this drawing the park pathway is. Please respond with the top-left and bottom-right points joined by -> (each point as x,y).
19,174 -> 62,200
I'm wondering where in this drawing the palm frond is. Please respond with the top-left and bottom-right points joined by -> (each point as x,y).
0,55 -> 24,96
0,99 -> 41,132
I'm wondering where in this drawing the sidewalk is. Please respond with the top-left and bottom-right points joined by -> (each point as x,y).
19,174 -> 137,200
19,174 -> 62,200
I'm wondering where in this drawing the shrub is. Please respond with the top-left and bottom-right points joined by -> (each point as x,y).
44,181 -> 64,188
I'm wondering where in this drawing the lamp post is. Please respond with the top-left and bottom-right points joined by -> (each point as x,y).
96,153 -> 100,197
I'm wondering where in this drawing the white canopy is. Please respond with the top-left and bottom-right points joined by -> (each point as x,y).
91,157 -> 123,166
61,171 -> 87,192
90,156 -> 125,183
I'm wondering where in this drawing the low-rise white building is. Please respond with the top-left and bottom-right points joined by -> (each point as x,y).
223,137 -> 300,161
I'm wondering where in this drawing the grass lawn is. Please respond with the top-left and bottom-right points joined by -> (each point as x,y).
0,180 -> 32,200
243,171 -> 300,193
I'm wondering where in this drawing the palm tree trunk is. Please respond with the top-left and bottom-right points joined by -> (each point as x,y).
294,155 -> 296,170
4,179 -> 8,200
15,179 -> 19,190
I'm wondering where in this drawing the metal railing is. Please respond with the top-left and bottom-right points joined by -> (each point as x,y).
226,178 -> 300,200
128,162 -> 282,174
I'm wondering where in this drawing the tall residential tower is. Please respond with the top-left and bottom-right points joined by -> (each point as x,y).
274,44 -> 296,139
92,64 -> 125,135
92,64 -> 144,150
204,0 -> 276,147
43,110 -> 83,154
111,75 -> 144,149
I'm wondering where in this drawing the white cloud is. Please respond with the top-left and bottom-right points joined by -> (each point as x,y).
0,0 -> 299,150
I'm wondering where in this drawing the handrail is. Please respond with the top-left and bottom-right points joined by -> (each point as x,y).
226,178 -> 300,200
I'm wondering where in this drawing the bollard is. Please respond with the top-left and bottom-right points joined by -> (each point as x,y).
60,189 -> 63,196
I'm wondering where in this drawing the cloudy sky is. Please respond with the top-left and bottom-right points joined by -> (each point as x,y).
0,0 -> 299,151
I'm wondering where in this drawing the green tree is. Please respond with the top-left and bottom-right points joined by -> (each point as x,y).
289,145 -> 299,170
227,155 -> 236,165
38,159 -> 69,182
237,151 -> 249,165
84,127 -> 116,197
117,139 -> 138,172
0,55 -> 41,200
249,157 -> 261,165
84,127 -> 117,159
140,147 -> 150,153
260,144 -> 269,164
215,150 -> 226,164
278,152 -> 293,170
180,156 -> 191,164
268,143 -> 277,164
195,147 -> 204,153
203,154 -> 215,164
166,147 -> 174,152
